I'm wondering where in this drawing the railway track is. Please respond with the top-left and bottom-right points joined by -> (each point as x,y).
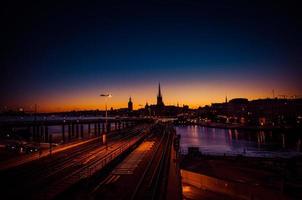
1,127 -> 139,181
130,127 -> 172,200
31,127 -> 144,183
1,124 -> 151,200
87,124 -> 174,200
35,127 -> 149,200
1,127 -> 131,175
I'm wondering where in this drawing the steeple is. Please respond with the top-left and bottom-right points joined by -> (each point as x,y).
128,96 -> 133,111
157,83 -> 164,106
158,83 -> 162,98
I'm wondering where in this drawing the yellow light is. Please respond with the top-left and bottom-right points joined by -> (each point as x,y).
102,134 -> 106,144
182,185 -> 192,193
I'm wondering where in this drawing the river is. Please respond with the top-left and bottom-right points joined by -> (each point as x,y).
176,125 -> 302,158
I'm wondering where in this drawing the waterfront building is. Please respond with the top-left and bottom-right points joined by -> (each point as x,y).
145,83 -> 186,116
196,98 -> 302,127
128,97 -> 133,111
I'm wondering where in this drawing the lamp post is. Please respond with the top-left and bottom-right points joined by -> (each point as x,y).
100,93 -> 112,150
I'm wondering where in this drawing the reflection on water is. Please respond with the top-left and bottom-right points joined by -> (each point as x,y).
176,125 -> 302,158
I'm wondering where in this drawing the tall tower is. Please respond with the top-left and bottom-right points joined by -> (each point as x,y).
157,83 -> 164,106
128,97 -> 133,111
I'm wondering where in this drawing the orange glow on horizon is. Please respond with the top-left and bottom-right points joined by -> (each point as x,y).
12,80 -> 301,113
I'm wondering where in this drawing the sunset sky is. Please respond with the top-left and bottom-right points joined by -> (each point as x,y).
1,1 -> 301,112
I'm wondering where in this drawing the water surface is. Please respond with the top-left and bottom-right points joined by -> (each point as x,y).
176,125 -> 302,158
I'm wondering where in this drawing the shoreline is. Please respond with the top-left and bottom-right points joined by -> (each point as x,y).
181,152 -> 302,161
175,122 -> 302,131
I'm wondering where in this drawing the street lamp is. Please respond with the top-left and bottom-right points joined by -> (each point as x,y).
100,93 -> 112,150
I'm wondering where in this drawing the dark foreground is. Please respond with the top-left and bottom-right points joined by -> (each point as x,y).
181,153 -> 302,200
0,123 -> 182,200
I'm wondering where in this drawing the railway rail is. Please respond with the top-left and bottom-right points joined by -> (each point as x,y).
0,124 -> 151,200
130,128 -> 172,200
87,124 -> 174,200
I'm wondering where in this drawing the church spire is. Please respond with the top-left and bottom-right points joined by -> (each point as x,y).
157,83 -> 164,106
128,96 -> 133,111
158,83 -> 162,97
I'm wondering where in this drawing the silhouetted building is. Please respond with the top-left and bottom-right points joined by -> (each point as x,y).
128,97 -> 133,111
157,83 -> 164,106
196,97 -> 302,127
145,102 -> 149,109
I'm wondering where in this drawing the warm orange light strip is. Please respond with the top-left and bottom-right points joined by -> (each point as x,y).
16,80 -> 299,113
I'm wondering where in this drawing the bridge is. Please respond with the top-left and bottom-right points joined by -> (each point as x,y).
0,117 -> 153,143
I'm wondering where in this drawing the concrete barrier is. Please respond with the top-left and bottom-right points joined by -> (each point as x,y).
181,169 -> 288,200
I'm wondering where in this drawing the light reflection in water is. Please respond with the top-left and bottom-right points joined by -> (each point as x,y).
235,129 -> 238,141
176,125 -> 302,158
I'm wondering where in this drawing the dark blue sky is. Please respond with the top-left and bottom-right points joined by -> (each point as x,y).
1,0 -> 302,111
